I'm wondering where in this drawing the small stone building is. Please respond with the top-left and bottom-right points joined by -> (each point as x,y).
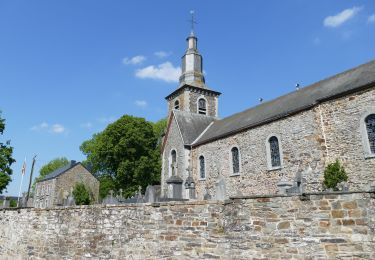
34,161 -> 99,208
161,28 -> 375,200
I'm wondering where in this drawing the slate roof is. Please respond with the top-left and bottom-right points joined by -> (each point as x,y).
173,110 -> 216,145
193,59 -> 375,146
165,83 -> 221,100
39,161 -> 80,182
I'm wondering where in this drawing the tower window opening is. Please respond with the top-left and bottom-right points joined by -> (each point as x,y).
174,100 -> 180,110
198,98 -> 207,115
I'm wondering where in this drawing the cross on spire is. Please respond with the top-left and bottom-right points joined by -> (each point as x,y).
189,10 -> 197,35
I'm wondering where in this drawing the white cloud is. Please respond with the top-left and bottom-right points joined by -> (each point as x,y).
154,51 -> 172,58
31,122 -> 66,134
135,62 -> 181,83
122,55 -> 146,65
368,14 -> 375,23
80,122 -> 93,129
30,122 -> 49,131
51,124 -> 65,133
323,6 -> 362,28
134,100 -> 148,108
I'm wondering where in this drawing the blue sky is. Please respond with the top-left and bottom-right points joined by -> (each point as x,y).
1,1 -> 375,196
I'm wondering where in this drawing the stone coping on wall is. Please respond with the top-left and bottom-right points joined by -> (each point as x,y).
1,190 -> 374,212
229,189 -> 375,200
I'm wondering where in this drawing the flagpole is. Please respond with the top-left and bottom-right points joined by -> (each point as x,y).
17,157 -> 26,207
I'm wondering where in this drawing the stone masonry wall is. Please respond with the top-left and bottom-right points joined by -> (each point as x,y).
318,88 -> 375,190
54,164 -> 100,204
191,87 -> 375,199
188,90 -> 217,117
192,109 -> 326,199
0,192 -> 374,259
161,114 -> 188,198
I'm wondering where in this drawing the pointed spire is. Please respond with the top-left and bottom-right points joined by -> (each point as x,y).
179,11 -> 206,88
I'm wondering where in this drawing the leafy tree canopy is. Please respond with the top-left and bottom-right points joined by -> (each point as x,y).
72,183 -> 91,205
80,115 -> 163,198
98,174 -> 116,200
0,112 -> 15,194
33,157 -> 69,188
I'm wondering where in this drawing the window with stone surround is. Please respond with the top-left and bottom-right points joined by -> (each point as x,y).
269,136 -> 281,168
231,147 -> 240,174
365,114 -> 375,154
198,98 -> 207,115
170,150 -> 177,176
199,156 -> 205,179
174,100 -> 180,110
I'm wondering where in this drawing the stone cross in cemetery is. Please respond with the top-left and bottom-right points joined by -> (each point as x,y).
184,163 -> 196,199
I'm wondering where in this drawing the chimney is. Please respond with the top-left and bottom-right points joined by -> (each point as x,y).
70,160 -> 76,166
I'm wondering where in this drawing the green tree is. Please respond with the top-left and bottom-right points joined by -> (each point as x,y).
80,115 -> 161,197
98,174 -> 116,200
323,159 -> 348,191
72,183 -> 91,205
33,157 -> 69,188
0,112 -> 16,194
152,118 -> 167,144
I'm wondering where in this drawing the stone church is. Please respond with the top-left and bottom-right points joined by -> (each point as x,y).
161,30 -> 375,200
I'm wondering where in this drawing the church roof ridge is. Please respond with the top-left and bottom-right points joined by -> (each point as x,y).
193,59 -> 375,146
38,161 -> 80,182
172,110 -> 216,145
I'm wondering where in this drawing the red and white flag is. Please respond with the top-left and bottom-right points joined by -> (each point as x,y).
21,158 -> 26,176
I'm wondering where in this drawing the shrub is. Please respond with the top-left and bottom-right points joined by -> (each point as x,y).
323,159 -> 348,191
9,199 -> 17,207
72,183 -> 91,205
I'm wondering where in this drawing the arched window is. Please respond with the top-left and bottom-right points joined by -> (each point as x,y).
269,136 -> 281,167
199,156 -> 205,179
365,114 -> 375,154
198,98 -> 207,115
170,150 -> 177,175
231,147 -> 240,174
174,100 -> 180,110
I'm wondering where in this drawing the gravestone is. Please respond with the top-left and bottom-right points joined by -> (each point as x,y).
136,186 -> 145,203
277,174 -> 293,195
215,177 -> 226,200
203,189 -> 212,200
144,185 -> 161,203
166,175 -> 183,199
102,190 -> 119,205
285,165 -> 312,195
184,176 -> 196,199
65,195 -> 76,206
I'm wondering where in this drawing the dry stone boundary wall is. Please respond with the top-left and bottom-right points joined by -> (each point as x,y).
0,192 -> 374,259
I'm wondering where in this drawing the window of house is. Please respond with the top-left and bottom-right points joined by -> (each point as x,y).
171,150 -> 177,175
365,114 -> 375,154
198,98 -> 207,115
269,136 -> 281,168
199,156 -> 205,179
174,100 -> 180,110
231,147 -> 240,174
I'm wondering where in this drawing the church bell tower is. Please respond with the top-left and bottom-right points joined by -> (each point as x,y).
165,12 -> 221,117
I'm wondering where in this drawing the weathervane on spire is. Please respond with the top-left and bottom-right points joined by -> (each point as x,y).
189,10 -> 197,35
